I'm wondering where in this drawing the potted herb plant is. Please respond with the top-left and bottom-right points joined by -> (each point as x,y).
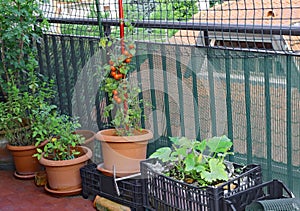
33,105 -> 92,196
95,26 -> 153,177
1,75 -> 53,178
0,0 -> 50,177
141,135 -> 262,210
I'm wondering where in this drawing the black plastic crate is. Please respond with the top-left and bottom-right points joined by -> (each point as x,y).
141,158 -> 262,211
225,179 -> 294,211
80,163 -> 144,211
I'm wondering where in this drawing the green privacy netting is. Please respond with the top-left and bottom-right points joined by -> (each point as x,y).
38,37 -> 300,195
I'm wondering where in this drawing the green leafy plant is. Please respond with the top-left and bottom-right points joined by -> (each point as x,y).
150,135 -> 234,186
0,71 -> 55,146
0,0 -> 50,146
32,104 -> 84,161
99,24 -> 147,136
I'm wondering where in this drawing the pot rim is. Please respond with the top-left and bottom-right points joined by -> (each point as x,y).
75,129 -> 95,144
38,146 -> 92,167
6,140 -> 48,151
95,128 -> 153,143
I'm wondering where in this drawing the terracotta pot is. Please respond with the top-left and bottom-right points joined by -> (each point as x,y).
95,129 -> 153,176
39,146 -> 92,193
76,130 -> 97,162
6,141 -> 47,178
75,129 -> 95,147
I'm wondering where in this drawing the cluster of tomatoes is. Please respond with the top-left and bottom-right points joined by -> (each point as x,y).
109,44 -> 134,81
109,43 -> 135,104
112,89 -> 122,104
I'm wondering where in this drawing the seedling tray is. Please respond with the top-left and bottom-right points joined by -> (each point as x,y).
141,158 -> 262,211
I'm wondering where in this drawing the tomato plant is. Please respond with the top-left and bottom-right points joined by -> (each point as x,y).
99,24 -> 148,136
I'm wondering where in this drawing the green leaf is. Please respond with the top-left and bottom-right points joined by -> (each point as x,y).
184,153 -> 195,171
206,135 -> 232,153
150,147 -> 172,162
176,137 -> 193,148
195,140 -> 206,153
99,38 -> 108,48
201,158 -> 228,183
169,136 -> 179,144
172,147 -> 188,158
194,164 -> 206,173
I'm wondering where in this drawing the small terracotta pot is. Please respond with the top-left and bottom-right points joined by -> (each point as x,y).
39,146 -> 92,192
95,129 -> 153,176
6,140 -> 47,178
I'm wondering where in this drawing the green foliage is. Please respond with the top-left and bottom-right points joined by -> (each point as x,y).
0,0 -> 51,146
33,104 -> 84,161
150,0 -> 198,21
150,135 -> 234,186
123,0 -> 198,38
104,80 -> 144,136
0,0 -> 48,83
0,70 -> 55,145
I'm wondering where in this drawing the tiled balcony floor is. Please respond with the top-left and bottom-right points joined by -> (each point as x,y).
0,170 -> 94,211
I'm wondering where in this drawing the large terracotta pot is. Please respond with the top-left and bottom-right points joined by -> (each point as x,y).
95,129 -> 153,177
6,141 -> 47,179
39,146 -> 92,195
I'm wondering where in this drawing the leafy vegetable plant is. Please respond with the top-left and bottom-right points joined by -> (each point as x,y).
150,135 -> 234,186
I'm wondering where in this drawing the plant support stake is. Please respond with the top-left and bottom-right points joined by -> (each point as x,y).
118,0 -> 125,53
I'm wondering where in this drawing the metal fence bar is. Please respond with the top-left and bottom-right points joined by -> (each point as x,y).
175,46 -> 185,136
243,55 -> 253,163
61,37 -> 72,115
190,48 -> 201,141
207,50 -> 217,136
69,37 -> 81,116
225,50 -> 234,161
43,35 -> 52,87
135,46 -> 145,129
44,18 -> 300,36
160,45 -> 172,137
147,43 -> 159,140
52,36 -> 65,112
286,55 -> 293,189
264,57 -> 272,181
41,16 -> 300,55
